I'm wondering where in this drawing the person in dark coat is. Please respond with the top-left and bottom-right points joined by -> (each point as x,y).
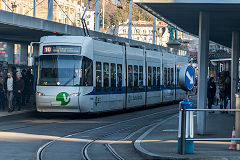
207,77 -> 216,113
25,69 -> 34,103
225,71 -> 231,111
21,69 -> 27,106
15,72 -> 24,111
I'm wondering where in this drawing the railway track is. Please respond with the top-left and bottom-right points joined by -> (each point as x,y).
37,107 -> 179,160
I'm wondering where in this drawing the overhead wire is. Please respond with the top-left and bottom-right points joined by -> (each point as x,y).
1,0 -> 13,12
53,0 -> 74,25
24,0 -> 46,15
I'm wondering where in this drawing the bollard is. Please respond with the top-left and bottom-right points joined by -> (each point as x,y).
235,93 -> 240,150
178,99 -> 194,154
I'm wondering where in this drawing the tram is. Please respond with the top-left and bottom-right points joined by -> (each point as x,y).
36,36 -> 188,113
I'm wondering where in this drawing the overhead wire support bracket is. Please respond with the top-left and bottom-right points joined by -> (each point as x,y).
81,0 -> 91,37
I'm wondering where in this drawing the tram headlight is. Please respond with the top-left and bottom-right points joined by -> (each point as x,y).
37,92 -> 45,96
69,93 -> 79,97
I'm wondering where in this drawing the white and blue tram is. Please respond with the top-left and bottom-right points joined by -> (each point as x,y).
36,36 -> 188,113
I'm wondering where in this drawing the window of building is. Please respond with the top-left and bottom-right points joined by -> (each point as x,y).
123,29 -> 126,34
117,64 -> 122,91
153,67 -> 156,88
139,66 -> 143,90
148,66 -> 152,88
103,63 -> 109,91
111,63 -> 116,91
96,62 -> 102,91
128,65 -> 133,90
157,67 -> 161,88
134,65 -> 138,90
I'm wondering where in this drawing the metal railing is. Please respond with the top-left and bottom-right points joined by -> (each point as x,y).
179,108 -> 240,155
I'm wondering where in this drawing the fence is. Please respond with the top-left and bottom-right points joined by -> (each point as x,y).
179,108 -> 240,155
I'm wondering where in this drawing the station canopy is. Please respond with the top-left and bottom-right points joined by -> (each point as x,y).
133,0 -> 240,48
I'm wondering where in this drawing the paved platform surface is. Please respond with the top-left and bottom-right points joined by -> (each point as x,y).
134,104 -> 240,160
0,100 -> 35,119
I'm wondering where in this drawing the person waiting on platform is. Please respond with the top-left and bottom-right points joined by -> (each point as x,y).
15,72 -> 24,111
207,77 -> 216,113
219,71 -> 229,114
4,72 -> 15,112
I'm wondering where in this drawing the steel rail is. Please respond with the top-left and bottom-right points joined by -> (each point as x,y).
37,107 -> 178,160
82,109 -> 178,160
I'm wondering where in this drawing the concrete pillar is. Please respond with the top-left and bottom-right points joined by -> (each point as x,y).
231,32 -> 239,109
153,16 -> 156,44
6,42 -> 14,65
95,0 -> 100,31
20,43 -> 28,66
128,0 -> 132,39
47,0 -> 53,21
33,0 -> 36,17
197,12 -> 210,135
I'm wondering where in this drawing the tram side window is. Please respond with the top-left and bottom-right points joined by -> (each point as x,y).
148,66 -> 152,88
111,63 -> 116,91
177,68 -> 180,87
171,68 -> 174,88
128,65 -> 133,90
96,62 -> 102,91
139,66 -> 143,90
164,68 -> 167,88
117,64 -> 122,91
153,67 -> 156,88
157,67 -> 160,88
103,63 -> 109,91
82,57 -> 93,86
167,68 -> 171,88
134,65 -> 138,90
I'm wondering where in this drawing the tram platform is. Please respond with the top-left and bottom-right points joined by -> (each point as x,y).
0,100 -> 35,119
134,104 -> 240,160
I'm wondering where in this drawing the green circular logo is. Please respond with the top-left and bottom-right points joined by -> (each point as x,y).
56,92 -> 70,106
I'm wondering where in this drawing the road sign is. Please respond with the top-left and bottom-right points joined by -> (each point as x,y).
179,65 -> 195,91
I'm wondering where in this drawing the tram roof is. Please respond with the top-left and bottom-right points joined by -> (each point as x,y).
134,0 -> 240,48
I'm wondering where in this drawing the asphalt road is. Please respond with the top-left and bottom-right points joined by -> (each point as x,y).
0,104 -> 179,160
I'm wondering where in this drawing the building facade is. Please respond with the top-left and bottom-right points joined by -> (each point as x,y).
107,20 -> 170,47
0,0 -> 95,30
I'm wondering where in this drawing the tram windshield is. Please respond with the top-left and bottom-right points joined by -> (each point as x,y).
38,55 -> 93,86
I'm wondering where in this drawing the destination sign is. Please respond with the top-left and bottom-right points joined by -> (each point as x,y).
43,45 -> 81,54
